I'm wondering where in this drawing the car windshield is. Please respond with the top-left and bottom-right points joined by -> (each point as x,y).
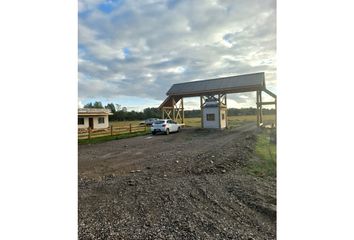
154,120 -> 165,124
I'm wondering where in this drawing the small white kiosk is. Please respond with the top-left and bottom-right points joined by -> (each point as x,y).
201,95 -> 227,129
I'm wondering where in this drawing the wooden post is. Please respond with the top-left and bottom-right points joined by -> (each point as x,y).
256,91 -> 260,127
259,90 -> 263,125
218,94 -> 221,129
110,125 -> 113,136
181,98 -> 184,124
162,108 -> 165,119
200,96 -> 204,128
275,99 -> 277,128
172,98 -> 176,121
225,94 -> 228,129
88,127 -> 91,140
129,123 -> 132,133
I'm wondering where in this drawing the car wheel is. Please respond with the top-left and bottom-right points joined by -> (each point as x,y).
165,128 -> 170,135
177,127 -> 180,132
152,131 -> 156,135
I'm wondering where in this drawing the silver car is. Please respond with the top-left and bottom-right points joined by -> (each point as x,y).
151,119 -> 180,135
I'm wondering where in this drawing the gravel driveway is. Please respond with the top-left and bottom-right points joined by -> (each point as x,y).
79,122 -> 276,240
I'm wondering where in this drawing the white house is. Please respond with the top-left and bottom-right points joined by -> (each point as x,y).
78,108 -> 112,129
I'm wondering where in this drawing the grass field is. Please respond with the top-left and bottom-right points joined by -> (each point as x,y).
183,114 -> 275,128
248,129 -> 277,177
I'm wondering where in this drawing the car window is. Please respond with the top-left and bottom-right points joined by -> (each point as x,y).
167,120 -> 172,124
155,120 -> 165,124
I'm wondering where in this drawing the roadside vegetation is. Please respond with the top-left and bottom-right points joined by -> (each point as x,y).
248,129 -> 276,177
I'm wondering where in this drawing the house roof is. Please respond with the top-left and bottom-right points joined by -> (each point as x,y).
78,108 -> 113,116
159,72 -> 267,109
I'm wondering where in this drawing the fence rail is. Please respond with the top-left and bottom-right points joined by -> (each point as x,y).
78,124 -> 149,140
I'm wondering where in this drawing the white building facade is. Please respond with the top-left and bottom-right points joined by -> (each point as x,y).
78,108 -> 112,129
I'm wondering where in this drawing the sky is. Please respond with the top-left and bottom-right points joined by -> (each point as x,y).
78,0 -> 276,111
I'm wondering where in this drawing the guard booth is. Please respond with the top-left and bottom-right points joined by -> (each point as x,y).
201,95 -> 227,129
159,72 -> 276,129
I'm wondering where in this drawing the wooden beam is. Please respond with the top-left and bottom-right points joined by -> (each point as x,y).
259,101 -> 276,105
263,88 -> 277,99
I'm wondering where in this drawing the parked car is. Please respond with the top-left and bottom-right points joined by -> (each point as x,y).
151,119 -> 180,135
140,118 -> 159,126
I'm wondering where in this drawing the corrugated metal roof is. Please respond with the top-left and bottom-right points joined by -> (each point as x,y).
78,108 -> 112,116
159,72 -> 266,109
166,72 -> 265,96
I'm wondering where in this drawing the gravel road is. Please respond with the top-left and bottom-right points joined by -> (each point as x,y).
79,122 -> 276,240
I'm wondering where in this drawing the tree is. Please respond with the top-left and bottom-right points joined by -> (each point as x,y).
93,101 -> 104,108
143,107 -> 161,118
83,101 -> 104,108
83,102 -> 94,108
105,103 -> 116,113
115,104 -> 121,111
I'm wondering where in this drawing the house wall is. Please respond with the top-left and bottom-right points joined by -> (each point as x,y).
93,115 -> 109,129
78,117 -> 89,129
78,115 -> 109,129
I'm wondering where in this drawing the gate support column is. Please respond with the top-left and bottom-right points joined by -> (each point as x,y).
181,98 -> 185,124
256,91 -> 260,127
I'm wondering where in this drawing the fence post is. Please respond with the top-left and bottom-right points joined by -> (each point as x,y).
88,127 -> 91,140
129,123 -> 132,133
110,125 -> 113,136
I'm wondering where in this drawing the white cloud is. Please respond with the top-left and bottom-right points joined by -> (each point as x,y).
78,100 -> 84,108
78,0 -> 276,106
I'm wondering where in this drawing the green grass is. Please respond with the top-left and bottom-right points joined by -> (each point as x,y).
109,120 -> 143,127
184,115 -> 275,128
78,130 -> 150,145
248,130 -> 276,177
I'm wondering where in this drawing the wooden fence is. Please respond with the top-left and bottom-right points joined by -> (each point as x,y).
78,124 -> 149,140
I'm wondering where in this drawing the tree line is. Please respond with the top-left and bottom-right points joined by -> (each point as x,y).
82,101 -> 275,121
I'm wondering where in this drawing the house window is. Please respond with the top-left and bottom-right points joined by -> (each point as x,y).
222,113 -> 225,120
98,117 -> 105,124
206,114 -> 215,121
78,117 -> 84,125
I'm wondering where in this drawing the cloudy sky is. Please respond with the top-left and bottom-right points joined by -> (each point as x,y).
78,0 -> 276,111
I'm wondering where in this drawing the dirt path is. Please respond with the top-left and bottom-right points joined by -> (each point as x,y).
79,122 -> 276,240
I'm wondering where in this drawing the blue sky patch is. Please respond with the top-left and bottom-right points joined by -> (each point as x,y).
123,47 -> 131,58
97,0 -> 124,14
98,3 -> 114,14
